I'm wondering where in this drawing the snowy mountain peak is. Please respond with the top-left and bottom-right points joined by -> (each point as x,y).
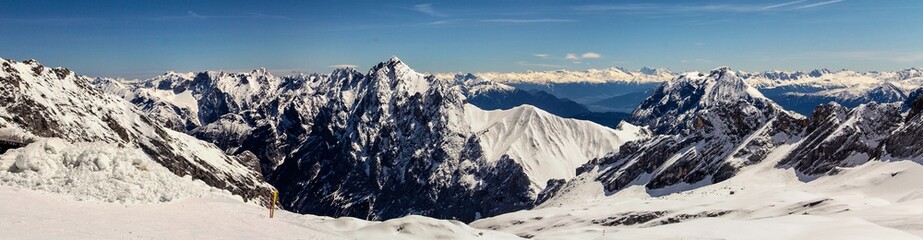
640,66 -> 672,76
809,68 -> 831,77
634,66 -> 778,134
388,55 -> 402,63
20,59 -> 40,66
250,67 -> 271,76
710,66 -> 732,74
706,66 -> 767,104
367,56 -> 432,96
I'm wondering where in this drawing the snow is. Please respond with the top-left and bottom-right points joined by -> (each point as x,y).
0,137 -> 523,239
473,141 -> 923,239
374,56 -> 432,96
745,68 -> 923,96
0,138 -> 220,203
163,128 -> 249,176
464,104 -> 646,191
0,186 -> 527,240
604,215 -> 921,240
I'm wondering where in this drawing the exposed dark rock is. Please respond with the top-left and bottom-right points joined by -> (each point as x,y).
591,211 -> 668,226
779,102 -> 902,175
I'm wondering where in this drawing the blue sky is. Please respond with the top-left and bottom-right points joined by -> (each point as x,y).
1,0 -> 922,79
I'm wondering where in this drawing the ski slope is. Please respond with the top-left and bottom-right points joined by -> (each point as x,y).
472,143 -> 923,239
0,186 -> 523,240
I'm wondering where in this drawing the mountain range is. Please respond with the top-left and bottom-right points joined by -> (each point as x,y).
450,67 -> 923,117
3,56 -> 923,232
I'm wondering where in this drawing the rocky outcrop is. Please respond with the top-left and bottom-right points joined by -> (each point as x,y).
778,102 -> 903,175
880,88 -> 923,159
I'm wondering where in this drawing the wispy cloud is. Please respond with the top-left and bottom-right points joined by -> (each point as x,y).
575,0 -> 844,14
413,3 -> 447,17
480,19 -> 576,23
145,11 -> 291,21
517,61 -> 565,69
0,17 -> 108,25
421,18 -> 575,27
425,19 -> 467,25
561,52 -> 604,62
573,4 -> 656,12
329,64 -> 358,69
187,11 -> 207,19
533,53 -> 550,58
761,0 -> 807,10
581,52 -> 602,59
795,0 -> 845,9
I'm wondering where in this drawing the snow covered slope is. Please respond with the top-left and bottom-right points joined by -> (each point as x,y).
474,150 -> 923,239
0,58 -> 272,203
0,138 -> 222,203
466,104 -> 647,190
0,141 -> 521,240
0,186 -> 525,240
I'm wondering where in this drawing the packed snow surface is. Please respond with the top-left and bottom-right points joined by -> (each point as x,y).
0,186 -> 524,240
473,143 -> 923,239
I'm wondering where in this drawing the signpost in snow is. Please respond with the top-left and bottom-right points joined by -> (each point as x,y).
270,190 -> 278,218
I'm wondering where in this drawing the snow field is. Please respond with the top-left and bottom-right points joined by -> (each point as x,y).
0,138 -> 223,203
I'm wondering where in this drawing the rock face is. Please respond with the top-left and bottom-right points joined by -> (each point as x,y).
778,102 -> 903,175
880,88 -> 923,159
588,67 -> 807,194
0,58 -> 273,203
268,59 -> 535,222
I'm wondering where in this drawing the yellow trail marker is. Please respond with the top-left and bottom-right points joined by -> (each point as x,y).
270,189 -> 278,218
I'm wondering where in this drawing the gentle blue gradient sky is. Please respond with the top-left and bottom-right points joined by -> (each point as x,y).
1,0 -> 922,79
